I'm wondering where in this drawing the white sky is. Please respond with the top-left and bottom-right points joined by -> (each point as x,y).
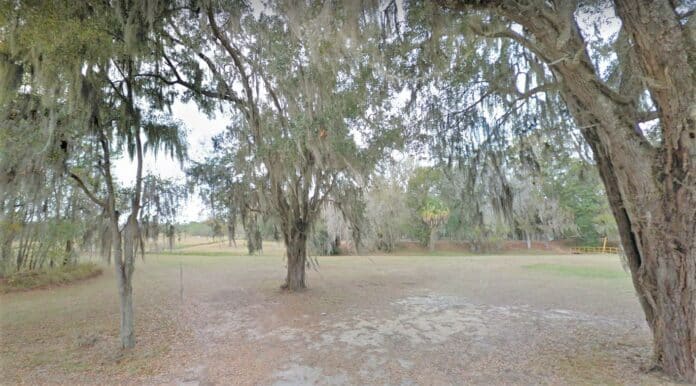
114,101 -> 227,222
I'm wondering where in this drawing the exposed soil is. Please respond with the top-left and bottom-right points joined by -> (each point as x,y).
0,242 -> 676,385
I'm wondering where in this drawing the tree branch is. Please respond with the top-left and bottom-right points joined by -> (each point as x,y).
468,21 -> 554,63
206,8 -> 255,111
637,110 -> 659,123
69,172 -> 106,208
678,8 -> 694,20
514,82 -> 560,101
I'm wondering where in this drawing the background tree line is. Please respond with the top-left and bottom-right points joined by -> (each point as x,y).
1,0 -> 693,381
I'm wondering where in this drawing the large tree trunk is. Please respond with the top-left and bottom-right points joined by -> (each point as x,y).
572,2 -> 695,379
283,229 -> 307,291
441,0 -> 696,381
634,203 -> 695,382
584,126 -> 696,380
552,7 -> 695,381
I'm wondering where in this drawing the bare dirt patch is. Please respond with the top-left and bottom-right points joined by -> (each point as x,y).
0,244 -> 676,385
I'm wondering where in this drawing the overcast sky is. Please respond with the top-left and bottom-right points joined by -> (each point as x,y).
113,102 -> 227,222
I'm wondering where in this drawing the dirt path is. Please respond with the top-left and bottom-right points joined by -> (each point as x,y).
157,254 -> 673,385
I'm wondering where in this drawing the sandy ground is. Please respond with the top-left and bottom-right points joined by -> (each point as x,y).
0,241 -> 677,385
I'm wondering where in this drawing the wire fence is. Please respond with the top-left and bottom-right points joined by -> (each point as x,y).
570,246 -> 621,254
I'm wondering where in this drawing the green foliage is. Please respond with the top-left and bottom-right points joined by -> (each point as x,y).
544,160 -> 615,245
363,162 -> 412,252
179,222 -> 213,237
0,1 -> 623,278
1,1 -> 188,278
405,167 -> 446,246
309,220 -> 339,256
523,263 -> 627,280
419,197 -> 449,226
0,262 -> 102,293
207,218 -> 224,240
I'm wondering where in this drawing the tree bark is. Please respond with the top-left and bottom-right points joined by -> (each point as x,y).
283,229 -> 307,291
567,2 -> 696,379
584,125 -> 696,381
428,226 -> 437,252
110,224 -> 133,349
243,212 -> 262,254
227,221 -> 236,247
115,215 -> 137,349
438,0 -> 696,381
1,201 -> 17,270
548,9 -> 695,382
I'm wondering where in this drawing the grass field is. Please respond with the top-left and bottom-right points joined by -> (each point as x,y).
0,239 -> 674,385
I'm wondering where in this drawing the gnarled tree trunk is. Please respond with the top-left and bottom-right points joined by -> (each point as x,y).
282,227 -> 307,291
546,4 -> 695,380
565,1 -> 695,379
583,123 -> 696,380
439,0 -> 695,381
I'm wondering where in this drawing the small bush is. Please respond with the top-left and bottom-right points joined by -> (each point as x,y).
0,263 -> 103,293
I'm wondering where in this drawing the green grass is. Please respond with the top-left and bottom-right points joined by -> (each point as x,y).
0,263 -> 103,293
522,263 -> 628,279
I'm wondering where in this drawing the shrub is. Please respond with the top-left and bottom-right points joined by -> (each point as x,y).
0,263 -> 103,293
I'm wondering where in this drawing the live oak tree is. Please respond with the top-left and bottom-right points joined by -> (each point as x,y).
422,0 -> 696,381
1,1 -> 186,349
140,175 -> 188,252
156,2 -> 398,290
4,2 -> 687,381
187,133 -> 265,254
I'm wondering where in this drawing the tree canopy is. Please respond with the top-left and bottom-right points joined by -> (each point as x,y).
1,0 -> 694,381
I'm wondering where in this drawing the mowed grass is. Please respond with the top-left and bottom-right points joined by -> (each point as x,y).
523,262 -> 629,279
0,238 -> 639,384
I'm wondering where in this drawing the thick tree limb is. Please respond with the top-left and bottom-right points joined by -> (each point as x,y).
679,8 -> 694,20
637,110 -> 660,123
69,172 -> 105,208
513,82 -> 559,101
